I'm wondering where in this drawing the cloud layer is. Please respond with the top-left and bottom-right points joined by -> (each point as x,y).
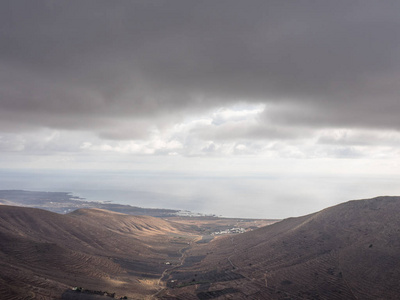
0,0 -> 400,157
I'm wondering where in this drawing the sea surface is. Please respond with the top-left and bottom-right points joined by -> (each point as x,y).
1,168 -> 399,219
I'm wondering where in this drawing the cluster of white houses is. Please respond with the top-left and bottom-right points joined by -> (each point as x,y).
212,227 -> 246,235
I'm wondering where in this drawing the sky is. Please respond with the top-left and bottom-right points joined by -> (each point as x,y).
1,1 -> 400,218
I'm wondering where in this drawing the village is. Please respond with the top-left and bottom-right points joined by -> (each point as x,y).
211,227 -> 246,235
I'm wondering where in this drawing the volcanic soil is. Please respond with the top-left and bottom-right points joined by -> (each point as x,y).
2,196 -> 400,299
163,196 -> 400,300
0,206 -> 199,299
0,205 -> 270,299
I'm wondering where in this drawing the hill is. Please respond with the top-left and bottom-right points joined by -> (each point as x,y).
164,196 -> 400,299
0,205 -> 198,299
2,196 -> 399,299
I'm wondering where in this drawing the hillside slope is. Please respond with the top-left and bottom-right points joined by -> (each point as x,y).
69,208 -> 186,236
165,196 -> 400,299
0,205 -> 196,299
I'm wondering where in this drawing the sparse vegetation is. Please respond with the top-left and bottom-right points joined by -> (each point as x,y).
72,287 -> 115,298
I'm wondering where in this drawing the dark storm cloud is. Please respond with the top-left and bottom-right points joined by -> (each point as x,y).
1,0 -> 400,137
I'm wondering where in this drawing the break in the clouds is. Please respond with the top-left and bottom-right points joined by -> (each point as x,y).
2,1 -> 400,145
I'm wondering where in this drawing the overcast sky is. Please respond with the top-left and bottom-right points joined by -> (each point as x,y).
2,1 -> 400,218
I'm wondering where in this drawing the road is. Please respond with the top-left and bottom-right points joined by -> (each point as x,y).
150,237 -> 197,299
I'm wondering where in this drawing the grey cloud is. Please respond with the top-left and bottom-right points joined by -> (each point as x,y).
0,130 -> 91,154
195,122 -> 307,141
1,1 -> 400,139
317,130 -> 400,147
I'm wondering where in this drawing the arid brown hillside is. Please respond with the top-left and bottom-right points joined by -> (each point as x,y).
3,197 -> 400,299
0,205 -> 198,299
164,196 -> 400,299
69,208 -> 188,236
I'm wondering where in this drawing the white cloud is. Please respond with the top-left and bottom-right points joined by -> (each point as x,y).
3,104 -> 400,162
211,104 -> 265,125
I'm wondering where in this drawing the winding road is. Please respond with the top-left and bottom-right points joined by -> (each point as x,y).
150,238 -> 196,299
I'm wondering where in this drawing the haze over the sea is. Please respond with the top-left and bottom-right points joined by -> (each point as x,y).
2,1 -> 400,218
